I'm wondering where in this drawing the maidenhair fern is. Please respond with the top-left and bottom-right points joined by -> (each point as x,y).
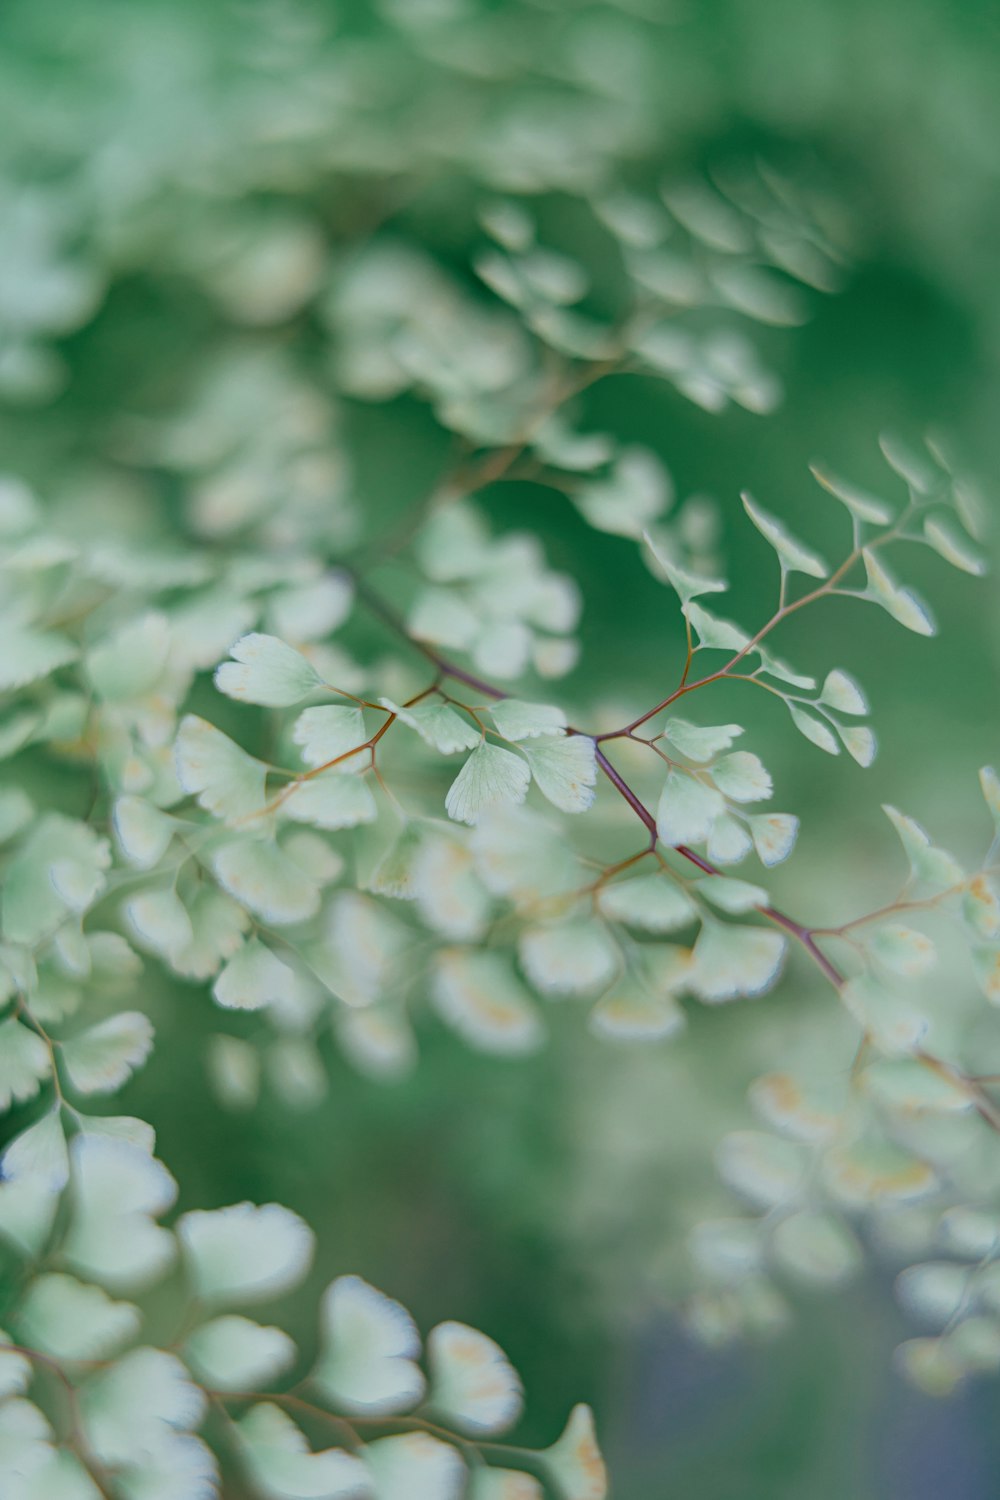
0,1 -> 997,1493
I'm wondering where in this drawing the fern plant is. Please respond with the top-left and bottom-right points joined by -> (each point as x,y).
0,1 -> 998,1495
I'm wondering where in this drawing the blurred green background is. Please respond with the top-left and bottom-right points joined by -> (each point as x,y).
2,0 -> 999,1494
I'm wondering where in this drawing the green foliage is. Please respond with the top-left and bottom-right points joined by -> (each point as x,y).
0,0 -> 999,1494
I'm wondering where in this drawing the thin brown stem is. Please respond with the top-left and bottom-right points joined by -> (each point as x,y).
600,547 -> 863,741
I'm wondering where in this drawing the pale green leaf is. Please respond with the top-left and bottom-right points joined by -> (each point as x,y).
867,923 -> 937,978
0,786 -> 33,843
0,1176 -> 60,1258
748,1073 -> 838,1143
124,889 -> 194,959
596,875 -> 695,933
882,805 -> 964,887
824,1141 -> 936,1208
114,1432 -> 219,1500
923,514 -> 986,576
414,505 -> 493,583
757,649 -> 816,690
62,1013 -> 155,1095
863,549 -> 936,636
897,1262 -> 970,1329
445,744 -> 530,826
268,575 -> 354,642
661,719 -> 743,762
215,633 -> 324,707
2,815 -> 111,945
879,432 -> 937,494
283,831 -> 344,886
336,1008 -> 417,1084
710,751 -> 772,803
471,806 -> 583,903
178,1202 -> 314,1306
468,1470 -> 544,1500
683,602 -> 752,653
0,1329 -> 32,1400
771,1211 -> 860,1286
689,1217 -> 762,1281
175,716 -> 269,824
540,1404 -> 607,1500
412,836 -> 491,941
1,1109 -> 68,1192
113,797 -> 174,870
980,767 -> 1000,835
706,814 -> 753,865
237,1403 -> 369,1500
408,588 -> 479,650
810,464 -> 894,525
0,1018 -> 50,1111
940,1210 -> 1000,1259
519,921 -> 618,997
490,699 -> 567,741
212,838 -> 322,926
947,1318 -> 1000,1378
62,1136 -> 177,1292
364,1432 -> 465,1500
207,1035 -> 260,1112
697,876 -> 767,914
588,982 -> 685,1044
432,950 -> 543,1055
818,669 -> 868,715
521,734 -> 596,814
16,1273 -> 140,1359
313,1275 -> 425,1415
712,263 -> 808,325
171,886 -> 251,981
470,620 -> 533,680
0,1401 -> 72,1500
76,1115 -> 156,1153
324,892 -> 407,1007
662,179 -> 751,249
575,448 -> 670,537
479,198 -> 535,252
643,534 -> 727,604
841,973 -> 928,1055
267,1038 -> 327,1112
427,1321 -> 522,1435
963,876 -> 1000,939
594,191 -> 669,248
861,1060 -> 971,1116
377,699 -> 478,755
838,724 -> 877,767
971,946 -> 1000,1005
292,706 -> 368,771
533,637 -> 579,679
656,769 -> 724,846
0,622 -> 78,691
367,824 -> 427,901
716,1130 -> 805,1208
213,940 -> 294,1012
282,775 -> 377,831
81,1348 -> 204,1467
86,613 -> 171,702
184,1316 -> 296,1392
894,1339 -> 964,1398
691,923 -> 786,1002
787,703 -> 839,755
741,492 -> 828,577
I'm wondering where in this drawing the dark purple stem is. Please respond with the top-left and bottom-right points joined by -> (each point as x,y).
353,574 -> 845,988
351,575 -> 503,700
593,747 -> 658,844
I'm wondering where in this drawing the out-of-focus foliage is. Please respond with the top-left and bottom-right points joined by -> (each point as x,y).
1,1 -> 1000,1497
